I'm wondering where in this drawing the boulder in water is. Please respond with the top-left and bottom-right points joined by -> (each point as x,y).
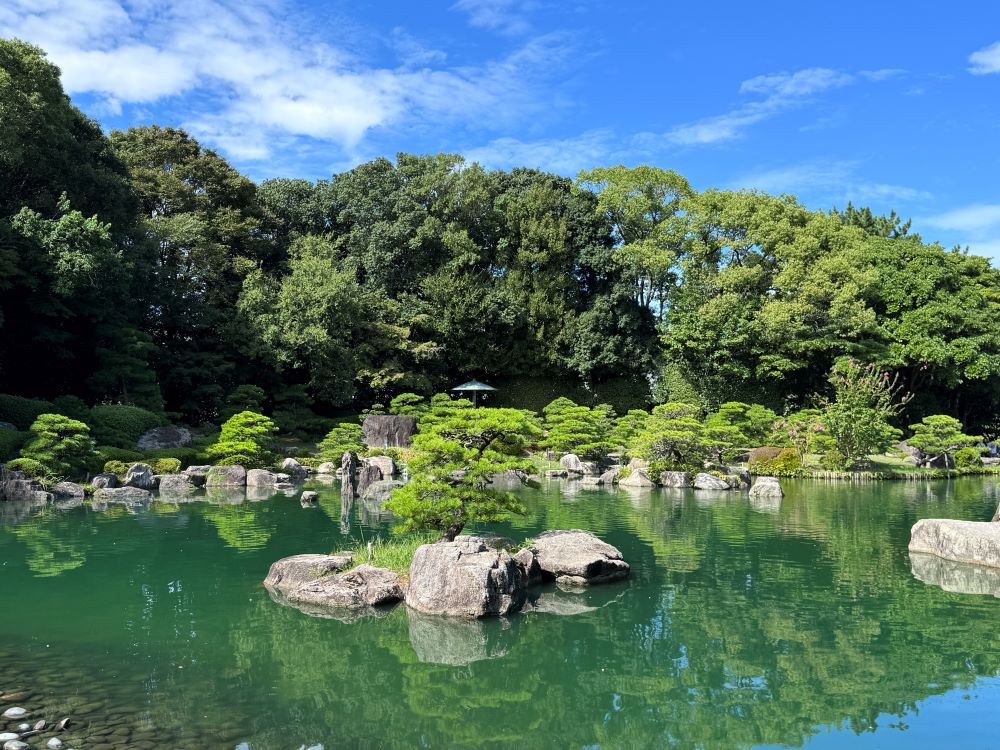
530,529 -> 629,586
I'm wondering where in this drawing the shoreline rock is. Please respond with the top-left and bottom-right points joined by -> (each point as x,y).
909,518 -> 1000,569
530,529 -> 629,585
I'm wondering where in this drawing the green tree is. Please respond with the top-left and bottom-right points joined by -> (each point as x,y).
19,413 -> 95,478
386,407 -> 540,541
705,402 -> 779,448
205,411 -> 277,468
907,415 -> 979,465
540,397 -> 614,460
316,422 -> 366,461
389,392 -> 429,416
824,361 -> 908,465
631,402 -> 707,469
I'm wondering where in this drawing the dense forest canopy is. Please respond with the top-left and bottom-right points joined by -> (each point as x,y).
3,39 -> 999,430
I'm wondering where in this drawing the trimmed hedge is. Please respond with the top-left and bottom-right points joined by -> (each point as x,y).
89,404 -> 165,448
0,429 -> 29,461
749,447 -> 801,476
0,394 -> 54,430
6,457 -> 46,478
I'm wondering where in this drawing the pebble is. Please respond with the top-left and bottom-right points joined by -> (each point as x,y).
3,741 -> 29,750
0,735 -> 16,742
1,708 -> 27,719
47,738 -> 64,749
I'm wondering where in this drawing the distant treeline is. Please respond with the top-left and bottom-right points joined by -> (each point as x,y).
2,38 -> 998,430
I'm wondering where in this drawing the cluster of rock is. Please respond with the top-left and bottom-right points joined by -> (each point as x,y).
908,501 -> 1000,597
0,705 -> 72,750
329,452 -> 403,503
264,529 -> 630,622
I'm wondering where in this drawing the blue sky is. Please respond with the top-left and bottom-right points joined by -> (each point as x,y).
3,0 -> 1000,258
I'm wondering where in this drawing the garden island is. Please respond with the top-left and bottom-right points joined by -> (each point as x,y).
3,27 -> 1000,750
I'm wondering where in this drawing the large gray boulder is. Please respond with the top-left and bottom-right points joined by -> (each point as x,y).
246,469 -> 278,486
183,465 -> 212,486
530,530 -> 629,585
137,425 -> 192,451
124,463 -> 156,490
364,455 -> 396,478
361,479 -> 404,502
50,481 -> 84,499
618,469 -> 655,488
694,472 -> 731,490
263,552 -> 355,596
317,461 -> 337,474
362,414 -> 418,448
280,457 -> 309,479
94,486 -> 151,501
560,454 -> 585,474
1,477 -> 44,502
598,467 -> 620,485
158,473 -> 197,496
91,472 -> 118,490
749,476 -> 783,499
513,547 -> 542,586
286,565 -> 404,611
659,471 -> 692,488
909,519 -> 1000,568
340,451 -> 358,499
206,465 -> 247,487
406,537 -> 526,618
357,463 -> 383,496
580,461 -> 601,476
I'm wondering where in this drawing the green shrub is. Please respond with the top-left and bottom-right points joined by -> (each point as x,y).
205,411 -> 277,468
955,446 -> 983,468
96,446 -> 143,463
819,448 -> 847,471
216,454 -> 252,467
20,413 -> 95,478
748,447 -> 801,476
389,393 -> 428,416
89,404 -> 165,448
6,457 -> 47,478
152,458 -> 182,474
0,430 -> 29,461
143,447 -> 201,468
104,460 -> 131,477
0,394 -> 54,430
51,395 -> 90,422
316,421 -> 366,461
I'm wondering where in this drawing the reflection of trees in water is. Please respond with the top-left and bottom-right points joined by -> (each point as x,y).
10,511 -> 87,577
203,502 -> 275,551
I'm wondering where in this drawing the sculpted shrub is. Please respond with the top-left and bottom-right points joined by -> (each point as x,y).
0,430 -> 29,461
0,394 -> 54,430
20,413 -> 95,478
954,447 -> 983,468
6,457 -> 47,478
908,415 -> 979,466
89,404 -> 165,448
103,460 -> 130,477
152,457 -> 182,474
748,448 -> 801,476
205,411 -> 277,468
316,422 -> 366,461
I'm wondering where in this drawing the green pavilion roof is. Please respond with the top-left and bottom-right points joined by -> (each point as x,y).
451,379 -> 498,392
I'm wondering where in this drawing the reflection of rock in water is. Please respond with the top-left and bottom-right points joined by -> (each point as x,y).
246,485 -> 275,502
406,611 -> 511,666
749,495 -> 782,514
204,487 -> 246,505
53,496 -> 84,511
90,497 -> 151,514
263,585 -> 398,625
523,583 -> 626,616
0,497 -> 49,526
358,496 -> 395,525
910,552 -> 1000,598
340,494 -> 353,535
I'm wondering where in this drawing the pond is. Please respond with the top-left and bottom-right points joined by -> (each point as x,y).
2,476 -> 1000,749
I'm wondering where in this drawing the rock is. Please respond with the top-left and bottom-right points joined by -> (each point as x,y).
0,421 -> 16,431
530,529 -> 629,585
724,474 -> 744,490
545,469 -> 568,478
300,490 -> 318,503
362,414 -> 418,448
91,472 -> 118,489
340,451 -> 358,499
286,564 -> 404,610
749,476 -> 783,499
206,465 -> 246,487
124,463 -> 156,490
909,519 -> 1000,568
619,469 -> 654,487
263,552 -> 355,596
693,472 -> 731,490
910,552 -> 1000,597
627,457 -> 649,471
317,461 -> 336,474
280,457 -> 309,478
48,739 -> 64,749
183,465 -> 213,486
580,461 -> 601,476
361,479 -> 404,502
1,477 -> 43,502
733,468 -> 752,487
513,547 -> 542,586
364,455 -> 396,478
4,740 -> 29,750
50,481 -> 85,499
406,537 -> 527,617
659,471 -> 692,488
903,455 -> 921,466
2,707 -> 27,719
158,473 -> 197,496
580,476 -> 602,486
896,440 -> 923,460
94,486 -> 151,501
246,469 -> 278,486
356,463 -> 383,495
0,735 -> 17,743
136,425 -> 192,451
560,454 -> 585,474
598,467 -> 620,485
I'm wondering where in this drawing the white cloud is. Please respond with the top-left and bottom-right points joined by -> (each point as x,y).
668,67 -> 861,146
464,129 -> 620,173
969,41 -> 1000,74
0,0 -> 566,162
451,0 -> 533,35
923,204 -> 1000,232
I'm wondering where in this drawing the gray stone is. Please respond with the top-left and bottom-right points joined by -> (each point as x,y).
340,451 -> 358,499
0,421 -> 16,431
4,740 -> 29,750
91,472 -> 118,489
263,552 -> 355,596
406,537 -> 526,617
560,453 -> 585,474
364,454 -> 396,478
300,490 -> 319,503
909,519 -> 1000,568
246,469 -> 278,486
627,457 -> 650,471
0,737 -> 18,744
513,547 -> 542,586
286,564 -> 404,610
206,465 -> 247,487
693,472 -> 731,490
183,465 -> 213,486
618,468 -> 655,487
530,529 -> 629,585
47,739 -> 64,749
545,469 -> 568,478
659,471 -> 692,488
896,440 -> 923,460
50,481 -> 85,499
598,467 -> 620,485
157,473 -> 197,496
317,461 -> 337,474
749,476 -> 783,499
362,414 -> 417,448
124,463 -> 156,490
94,486 -> 151,501
280,457 -> 309,478
0,477 -> 42,502
361,479 -> 404,502
580,461 -> 601,476
2,707 -> 27,719
136,425 -> 192,451
357,463 -> 383,495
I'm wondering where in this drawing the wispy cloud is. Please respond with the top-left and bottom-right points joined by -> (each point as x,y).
451,0 -> 534,35
668,68 -> 863,146
0,0 -> 568,164
464,129 -> 623,173
921,203 -> 1000,259
969,40 -> 1000,74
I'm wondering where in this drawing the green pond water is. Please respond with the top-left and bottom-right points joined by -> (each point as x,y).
2,477 -> 1000,749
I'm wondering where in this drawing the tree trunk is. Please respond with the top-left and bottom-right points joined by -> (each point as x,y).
440,523 -> 465,542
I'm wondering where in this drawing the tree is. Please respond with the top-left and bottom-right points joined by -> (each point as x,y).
389,392 -> 428,416
316,422 -> 365,462
386,407 -> 540,541
540,397 -> 614,460
705,402 -> 779,448
611,409 -> 650,458
631,403 -> 707,469
205,411 -> 277,468
824,361 -> 908,465
907,415 -> 979,465
18,413 -> 95,478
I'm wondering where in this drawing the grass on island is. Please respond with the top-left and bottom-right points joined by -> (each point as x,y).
341,532 -> 438,576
